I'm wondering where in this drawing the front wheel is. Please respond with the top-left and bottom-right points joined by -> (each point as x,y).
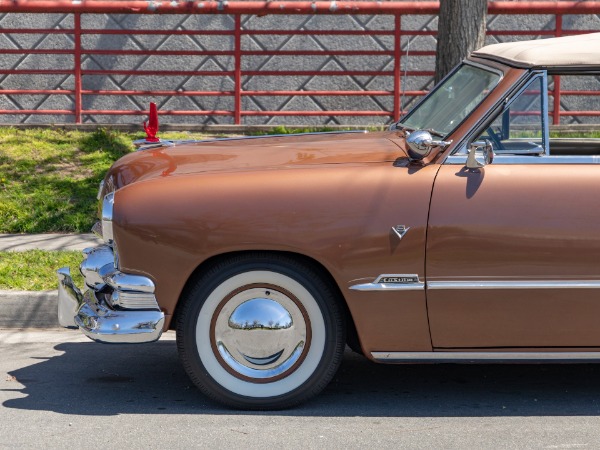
176,253 -> 346,409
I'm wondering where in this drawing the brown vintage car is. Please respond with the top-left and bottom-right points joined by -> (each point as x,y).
58,33 -> 600,409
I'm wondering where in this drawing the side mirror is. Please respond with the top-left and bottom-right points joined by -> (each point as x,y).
406,130 -> 451,161
466,140 -> 494,169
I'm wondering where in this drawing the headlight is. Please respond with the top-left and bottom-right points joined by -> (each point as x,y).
101,192 -> 114,244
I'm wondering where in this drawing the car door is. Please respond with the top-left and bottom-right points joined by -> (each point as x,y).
426,73 -> 600,349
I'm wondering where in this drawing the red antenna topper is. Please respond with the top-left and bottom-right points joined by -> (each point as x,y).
143,102 -> 160,143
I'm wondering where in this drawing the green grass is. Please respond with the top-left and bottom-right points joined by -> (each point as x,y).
0,250 -> 84,290
0,126 -> 378,233
550,130 -> 600,138
0,128 -> 217,233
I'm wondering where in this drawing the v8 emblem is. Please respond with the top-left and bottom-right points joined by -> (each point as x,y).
391,225 -> 410,240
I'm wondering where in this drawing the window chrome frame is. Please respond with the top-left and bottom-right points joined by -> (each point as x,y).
448,70 -> 550,161
445,153 -> 600,165
444,70 -> 600,166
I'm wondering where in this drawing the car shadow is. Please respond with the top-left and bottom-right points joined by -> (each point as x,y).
4,340 -> 600,417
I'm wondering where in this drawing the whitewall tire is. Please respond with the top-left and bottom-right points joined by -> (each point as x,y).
176,253 -> 345,409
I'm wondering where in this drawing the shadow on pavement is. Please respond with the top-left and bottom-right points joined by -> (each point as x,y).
4,340 -> 600,417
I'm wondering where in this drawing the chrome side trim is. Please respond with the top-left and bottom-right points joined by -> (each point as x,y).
135,130 -> 369,151
350,274 -> 424,291
445,154 -> 600,165
541,70 -> 551,156
351,279 -> 600,292
428,280 -> 600,290
350,283 -> 424,291
372,352 -> 600,362
101,192 -> 114,243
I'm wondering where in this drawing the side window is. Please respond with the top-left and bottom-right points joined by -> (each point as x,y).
547,75 -> 600,156
475,76 -> 545,155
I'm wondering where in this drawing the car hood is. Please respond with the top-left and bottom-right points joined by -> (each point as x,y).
101,130 -> 408,194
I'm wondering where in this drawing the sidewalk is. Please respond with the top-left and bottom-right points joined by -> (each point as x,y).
0,233 -> 101,328
0,233 -> 102,252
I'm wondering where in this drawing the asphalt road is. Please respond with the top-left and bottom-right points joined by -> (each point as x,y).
2,330 -> 600,449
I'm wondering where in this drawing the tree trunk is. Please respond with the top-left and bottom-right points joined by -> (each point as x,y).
435,0 -> 488,84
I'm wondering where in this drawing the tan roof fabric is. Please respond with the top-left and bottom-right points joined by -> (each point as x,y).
472,33 -> 600,69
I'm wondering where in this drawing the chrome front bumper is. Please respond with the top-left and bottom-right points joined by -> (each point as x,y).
57,244 -> 164,344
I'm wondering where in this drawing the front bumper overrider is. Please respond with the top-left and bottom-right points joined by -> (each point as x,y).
57,244 -> 164,344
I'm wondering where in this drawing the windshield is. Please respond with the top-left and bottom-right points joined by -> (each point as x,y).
397,63 -> 501,138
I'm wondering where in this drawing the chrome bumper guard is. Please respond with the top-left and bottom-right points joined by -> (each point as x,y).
57,244 -> 164,344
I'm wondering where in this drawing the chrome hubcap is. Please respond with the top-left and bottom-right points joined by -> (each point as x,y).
212,286 -> 310,381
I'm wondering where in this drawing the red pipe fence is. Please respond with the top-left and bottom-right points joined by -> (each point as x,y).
0,1 -> 597,125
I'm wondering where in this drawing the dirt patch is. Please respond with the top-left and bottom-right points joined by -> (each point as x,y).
35,161 -> 94,180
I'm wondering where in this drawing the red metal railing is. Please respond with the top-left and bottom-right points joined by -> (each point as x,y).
0,1 -> 597,125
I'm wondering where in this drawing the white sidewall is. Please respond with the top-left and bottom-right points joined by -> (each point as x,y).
195,270 -> 326,398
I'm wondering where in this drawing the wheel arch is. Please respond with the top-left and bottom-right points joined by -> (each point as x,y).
170,249 -> 362,355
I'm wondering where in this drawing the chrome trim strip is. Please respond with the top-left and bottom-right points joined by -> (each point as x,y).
428,280 -> 600,290
101,192 -> 114,243
350,274 -> 424,291
541,70 -> 551,155
445,154 -> 600,165
135,130 -> 369,151
372,352 -> 600,362
350,283 -> 425,291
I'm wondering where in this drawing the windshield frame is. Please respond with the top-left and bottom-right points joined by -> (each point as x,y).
393,60 -> 504,140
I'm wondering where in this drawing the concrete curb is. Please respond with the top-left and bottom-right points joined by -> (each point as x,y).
0,290 -> 58,329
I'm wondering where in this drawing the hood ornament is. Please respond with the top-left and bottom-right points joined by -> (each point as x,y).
134,102 -> 173,150
143,102 -> 161,143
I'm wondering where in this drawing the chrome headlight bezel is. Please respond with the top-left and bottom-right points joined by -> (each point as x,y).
101,192 -> 114,244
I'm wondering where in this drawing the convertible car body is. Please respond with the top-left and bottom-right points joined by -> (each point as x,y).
58,33 -> 600,409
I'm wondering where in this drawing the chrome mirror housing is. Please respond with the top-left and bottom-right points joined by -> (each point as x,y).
406,130 -> 451,161
466,140 -> 494,169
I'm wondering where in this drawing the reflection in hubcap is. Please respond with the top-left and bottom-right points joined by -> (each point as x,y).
229,298 -> 293,331
213,287 -> 309,381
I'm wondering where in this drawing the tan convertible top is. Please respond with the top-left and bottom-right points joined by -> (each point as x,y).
472,33 -> 600,69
